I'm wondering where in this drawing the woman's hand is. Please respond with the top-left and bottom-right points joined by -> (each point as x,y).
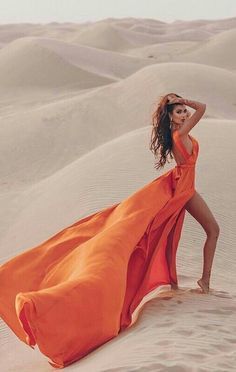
167,95 -> 185,105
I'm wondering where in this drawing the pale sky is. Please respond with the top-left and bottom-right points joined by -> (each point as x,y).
0,0 -> 235,24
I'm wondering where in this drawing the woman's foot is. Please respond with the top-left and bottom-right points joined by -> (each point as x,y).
197,278 -> 210,294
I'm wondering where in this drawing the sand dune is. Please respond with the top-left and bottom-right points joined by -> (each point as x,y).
171,17 -> 236,30
204,16 -> 236,31
127,40 -> 198,60
128,28 -> 236,69
175,28 -> 236,69
129,24 -> 166,35
0,16 -> 236,372
71,22 -> 136,51
115,17 -> 166,28
71,21 -> 173,51
0,37 -> 114,89
35,36 -> 154,79
0,29 -> 26,43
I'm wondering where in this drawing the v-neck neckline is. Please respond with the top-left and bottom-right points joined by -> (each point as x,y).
172,130 -> 195,159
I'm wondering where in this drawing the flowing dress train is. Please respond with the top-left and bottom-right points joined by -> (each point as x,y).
0,130 -> 199,368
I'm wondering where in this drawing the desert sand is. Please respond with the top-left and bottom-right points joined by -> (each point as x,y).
0,17 -> 236,371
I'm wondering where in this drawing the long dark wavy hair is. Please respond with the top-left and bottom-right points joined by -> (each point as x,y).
149,93 -> 183,170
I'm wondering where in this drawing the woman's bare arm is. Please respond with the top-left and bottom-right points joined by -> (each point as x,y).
183,98 -> 206,111
179,98 -> 206,136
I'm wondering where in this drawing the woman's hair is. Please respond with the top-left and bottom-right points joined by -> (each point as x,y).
149,92 -> 183,170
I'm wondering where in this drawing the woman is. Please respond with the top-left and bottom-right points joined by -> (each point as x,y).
150,93 -> 220,294
0,93 -> 220,368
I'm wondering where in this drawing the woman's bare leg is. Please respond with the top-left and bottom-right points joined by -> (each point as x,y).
197,232 -> 218,292
185,191 -> 220,293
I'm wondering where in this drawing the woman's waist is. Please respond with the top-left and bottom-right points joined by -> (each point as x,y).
175,163 -> 195,168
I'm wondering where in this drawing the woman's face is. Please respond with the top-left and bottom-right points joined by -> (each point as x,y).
171,104 -> 189,125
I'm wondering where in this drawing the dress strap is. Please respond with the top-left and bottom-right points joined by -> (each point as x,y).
172,130 -> 193,160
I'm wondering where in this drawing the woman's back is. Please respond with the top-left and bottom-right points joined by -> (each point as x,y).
171,130 -> 195,165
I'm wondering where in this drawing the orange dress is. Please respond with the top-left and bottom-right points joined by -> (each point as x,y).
0,130 -> 199,368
